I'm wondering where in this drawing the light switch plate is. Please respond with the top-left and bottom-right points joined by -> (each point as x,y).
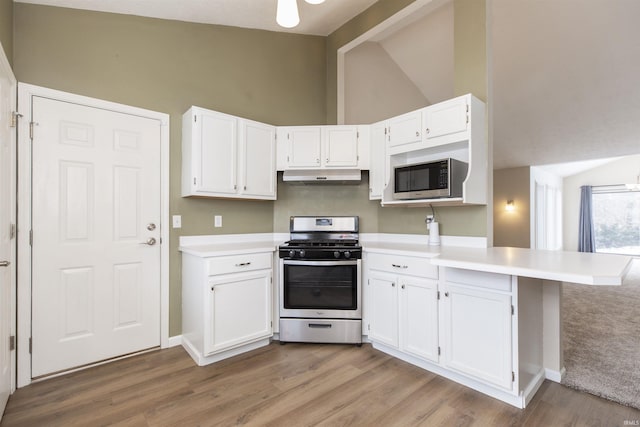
172,215 -> 182,229
214,215 -> 222,228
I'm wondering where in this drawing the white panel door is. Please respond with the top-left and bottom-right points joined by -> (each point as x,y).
197,111 -> 237,194
0,50 -> 16,419
240,119 -> 276,199
31,96 -> 161,377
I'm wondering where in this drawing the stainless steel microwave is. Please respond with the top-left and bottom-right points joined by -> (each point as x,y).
393,158 -> 468,200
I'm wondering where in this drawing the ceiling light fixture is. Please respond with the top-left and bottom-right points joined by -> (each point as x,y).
276,0 -> 325,29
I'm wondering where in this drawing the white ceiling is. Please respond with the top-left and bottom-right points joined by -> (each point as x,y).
14,0 -> 379,36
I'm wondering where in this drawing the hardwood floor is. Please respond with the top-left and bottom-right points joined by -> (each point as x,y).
1,343 -> 639,426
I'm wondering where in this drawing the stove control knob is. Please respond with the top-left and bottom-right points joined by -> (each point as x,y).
288,250 -> 296,258
344,251 -> 351,259
333,251 -> 341,259
299,249 -> 306,258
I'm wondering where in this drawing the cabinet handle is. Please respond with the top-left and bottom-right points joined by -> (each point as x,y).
211,286 -> 214,291
235,262 -> 252,267
426,128 -> 430,134
392,282 -> 395,287
445,292 -> 449,297
391,263 -> 408,269
244,186 -> 247,191
415,131 -> 420,137
401,284 -> 405,289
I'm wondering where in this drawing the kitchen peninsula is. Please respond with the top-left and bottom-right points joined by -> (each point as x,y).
180,233 -> 633,409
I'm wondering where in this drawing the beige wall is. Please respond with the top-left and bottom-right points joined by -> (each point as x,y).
344,42 -> 427,124
13,3 -> 327,336
493,167 -> 531,248
0,0 -> 12,65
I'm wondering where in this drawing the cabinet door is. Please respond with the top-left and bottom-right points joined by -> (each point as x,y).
206,270 -> 272,355
399,277 -> 439,363
323,126 -> 358,168
368,272 -> 398,348
424,97 -> 468,140
286,127 -> 321,168
240,119 -> 276,199
388,110 -> 422,148
196,110 -> 238,194
368,121 -> 387,200
441,282 -> 513,390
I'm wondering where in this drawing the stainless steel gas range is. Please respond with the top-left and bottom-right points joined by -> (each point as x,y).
278,216 -> 362,345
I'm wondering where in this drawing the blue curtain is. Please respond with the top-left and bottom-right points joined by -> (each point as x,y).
578,185 -> 595,252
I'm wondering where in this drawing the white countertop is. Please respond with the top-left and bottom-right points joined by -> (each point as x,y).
432,246 -> 632,286
179,241 -> 278,257
363,242 -> 440,257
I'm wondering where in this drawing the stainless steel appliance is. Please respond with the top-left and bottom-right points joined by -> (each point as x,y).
393,158 -> 468,200
279,216 -> 362,344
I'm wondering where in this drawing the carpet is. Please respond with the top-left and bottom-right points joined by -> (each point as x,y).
562,258 -> 640,409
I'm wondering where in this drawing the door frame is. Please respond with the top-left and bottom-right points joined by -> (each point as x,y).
0,43 -> 17,402
17,83 -> 170,387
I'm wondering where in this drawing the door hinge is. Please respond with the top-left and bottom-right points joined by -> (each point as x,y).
287,133 -> 290,140
193,177 -> 196,185
511,305 -> 515,315
29,230 -> 33,246
438,346 -> 441,356
194,115 -> 197,123
512,371 -> 515,382
367,324 -> 370,331
10,111 -> 22,128
9,335 -> 15,351
29,122 -> 35,140
356,131 -> 359,139
29,337 -> 32,354
9,223 -> 15,240
437,290 -> 440,300
270,321 -> 273,327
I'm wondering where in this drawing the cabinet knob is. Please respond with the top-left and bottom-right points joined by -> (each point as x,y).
392,283 -> 395,287
445,292 -> 449,297
401,284 -> 405,289
415,131 -> 420,137
244,186 -> 247,191
426,128 -> 430,134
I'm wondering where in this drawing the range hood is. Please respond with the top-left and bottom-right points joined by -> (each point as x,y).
282,169 -> 362,184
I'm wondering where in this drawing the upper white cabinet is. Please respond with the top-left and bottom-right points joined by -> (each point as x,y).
381,94 -> 487,207
277,125 -> 365,170
424,96 -> 469,141
182,106 -> 276,200
368,120 -> 387,200
388,109 -> 422,151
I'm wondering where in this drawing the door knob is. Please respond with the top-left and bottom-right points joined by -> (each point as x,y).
0,261 -> 10,267
147,223 -> 156,231
141,238 -> 157,246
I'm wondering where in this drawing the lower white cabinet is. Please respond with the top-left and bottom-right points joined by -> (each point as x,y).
364,250 -> 522,405
182,251 -> 273,366
367,252 -> 439,363
440,280 -> 513,390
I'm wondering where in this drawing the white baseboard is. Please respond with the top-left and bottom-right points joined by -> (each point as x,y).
545,366 -> 566,383
166,335 -> 182,348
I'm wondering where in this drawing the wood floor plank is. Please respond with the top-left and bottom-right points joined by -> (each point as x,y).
2,343 -> 639,427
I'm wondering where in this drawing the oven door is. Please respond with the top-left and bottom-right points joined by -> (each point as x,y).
280,259 -> 361,319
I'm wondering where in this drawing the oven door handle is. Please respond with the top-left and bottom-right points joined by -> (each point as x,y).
308,323 -> 332,329
283,260 -> 358,266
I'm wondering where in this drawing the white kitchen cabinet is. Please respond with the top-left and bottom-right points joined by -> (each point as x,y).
423,96 -> 469,141
278,125 -> 361,170
368,272 -> 398,347
181,106 -> 276,200
368,120 -> 387,200
440,267 -> 514,390
388,109 -> 422,150
366,252 -> 439,363
399,276 -> 439,363
207,269 -> 272,355
182,251 -> 274,366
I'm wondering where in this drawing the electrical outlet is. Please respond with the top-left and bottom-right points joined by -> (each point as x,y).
214,215 -> 222,228
172,215 -> 182,229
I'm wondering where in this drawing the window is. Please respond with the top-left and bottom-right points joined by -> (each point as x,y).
592,186 -> 640,255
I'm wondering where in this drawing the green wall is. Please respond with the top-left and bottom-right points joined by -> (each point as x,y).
0,0 -> 12,65
13,3 -> 327,336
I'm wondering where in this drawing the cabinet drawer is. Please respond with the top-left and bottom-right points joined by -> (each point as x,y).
207,252 -> 272,276
444,267 -> 511,292
367,253 -> 438,279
